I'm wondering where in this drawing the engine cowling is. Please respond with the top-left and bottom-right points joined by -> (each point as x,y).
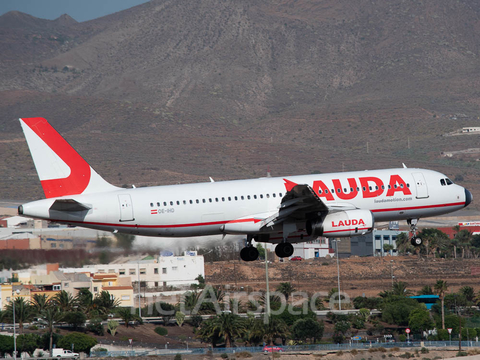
306,209 -> 374,238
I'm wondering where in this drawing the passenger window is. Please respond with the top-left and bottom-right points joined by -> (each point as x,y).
273,193 -> 276,198
319,189 -> 323,194
247,195 -> 251,200
228,197 -> 231,201
222,197 -> 225,201
150,203 -> 154,207
183,200 -> 186,205
337,189 -> 341,193
202,199 -> 206,203
209,198 -> 212,202
266,194 -> 270,198
170,201 -> 173,206
363,187 -> 366,191
241,196 -> 244,200
325,189 -> 329,194
164,202 -> 167,206
381,185 -> 385,190
215,198 -> 219,202
400,184 -> 404,188
260,194 -> 263,199
235,196 -> 238,200
394,184 -> 398,189
369,186 -> 372,191
196,199 -> 199,204
157,202 -> 160,207
254,195 -> 257,199
279,193 -> 282,197
176,201 -> 180,205
189,200 -> 193,204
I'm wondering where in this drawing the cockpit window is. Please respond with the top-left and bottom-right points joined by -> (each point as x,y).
445,178 -> 453,185
440,179 -> 446,186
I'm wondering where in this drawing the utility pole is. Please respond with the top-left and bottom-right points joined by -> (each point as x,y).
264,243 -> 271,323
137,261 -> 141,318
335,240 -> 342,311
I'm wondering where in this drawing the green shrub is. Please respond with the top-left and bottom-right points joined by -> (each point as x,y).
58,332 -> 97,354
154,327 -> 168,336
221,353 -> 228,359
174,354 -> 182,360
421,347 -> 429,354
456,351 -> 468,357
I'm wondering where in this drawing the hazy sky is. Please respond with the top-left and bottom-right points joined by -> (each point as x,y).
0,0 -> 150,22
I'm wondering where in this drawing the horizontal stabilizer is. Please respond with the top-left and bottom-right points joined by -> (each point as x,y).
50,199 -> 91,212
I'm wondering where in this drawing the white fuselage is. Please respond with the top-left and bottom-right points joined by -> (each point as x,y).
20,168 -> 469,242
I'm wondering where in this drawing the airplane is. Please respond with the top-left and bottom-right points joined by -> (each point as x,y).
17,117 -> 472,261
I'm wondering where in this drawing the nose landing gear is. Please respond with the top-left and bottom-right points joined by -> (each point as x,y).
408,218 -> 422,246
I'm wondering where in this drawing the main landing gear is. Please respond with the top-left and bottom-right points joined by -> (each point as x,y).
240,235 -> 259,261
239,236 -> 295,261
408,218 -> 422,246
275,241 -> 294,258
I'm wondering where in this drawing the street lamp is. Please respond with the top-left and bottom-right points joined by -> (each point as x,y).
12,288 -> 20,360
333,239 -> 342,311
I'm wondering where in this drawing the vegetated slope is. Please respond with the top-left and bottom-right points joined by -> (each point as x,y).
1,0 -> 480,202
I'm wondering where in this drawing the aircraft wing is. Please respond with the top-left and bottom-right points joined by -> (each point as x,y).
262,179 -> 355,229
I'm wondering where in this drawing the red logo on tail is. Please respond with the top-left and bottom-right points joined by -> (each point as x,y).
22,118 -> 91,198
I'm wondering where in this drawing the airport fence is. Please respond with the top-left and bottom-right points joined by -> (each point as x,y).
90,340 -> 480,357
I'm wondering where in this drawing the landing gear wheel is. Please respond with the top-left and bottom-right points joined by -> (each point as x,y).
275,242 -> 294,258
411,236 -> 422,246
240,246 -> 259,261
407,218 -> 421,246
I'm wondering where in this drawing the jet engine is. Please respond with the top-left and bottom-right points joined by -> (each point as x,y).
306,209 -> 374,238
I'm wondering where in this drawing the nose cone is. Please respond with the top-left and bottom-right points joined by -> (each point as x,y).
465,188 -> 473,207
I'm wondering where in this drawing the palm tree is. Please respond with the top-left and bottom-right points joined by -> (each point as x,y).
263,316 -> 288,345
418,285 -> 434,295
276,282 -> 296,303
116,307 -> 139,328
53,290 -> 76,312
93,291 -> 121,316
76,288 -> 95,314
212,312 -> 246,347
395,232 -> 412,255
392,281 -> 412,297
42,307 -> 64,356
460,286 -> 475,303
434,280 -> 448,329
244,315 -> 264,346
31,293 -> 51,313
3,297 -> 35,334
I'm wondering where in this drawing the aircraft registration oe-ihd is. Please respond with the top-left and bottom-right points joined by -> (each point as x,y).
18,118 -> 473,261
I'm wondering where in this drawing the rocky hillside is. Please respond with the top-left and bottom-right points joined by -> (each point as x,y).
1,0 -> 480,201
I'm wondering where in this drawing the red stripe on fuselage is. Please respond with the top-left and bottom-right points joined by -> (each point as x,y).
44,201 -> 464,231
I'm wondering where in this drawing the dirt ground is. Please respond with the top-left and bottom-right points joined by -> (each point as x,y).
205,256 -> 480,299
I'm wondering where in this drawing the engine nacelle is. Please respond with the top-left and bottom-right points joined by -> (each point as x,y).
306,209 -> 374,238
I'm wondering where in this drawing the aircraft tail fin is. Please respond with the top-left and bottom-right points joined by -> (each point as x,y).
19,117 -> 118,198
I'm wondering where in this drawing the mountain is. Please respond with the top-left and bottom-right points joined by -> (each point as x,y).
0,0 -> 479,206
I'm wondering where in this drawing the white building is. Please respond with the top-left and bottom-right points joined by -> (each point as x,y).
292,238 -> 334,259
62,251 -> 204,288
